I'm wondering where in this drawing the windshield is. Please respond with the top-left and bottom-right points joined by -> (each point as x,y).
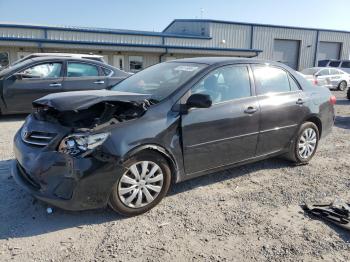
110,62 -> 207,102
301,68 -> 319,75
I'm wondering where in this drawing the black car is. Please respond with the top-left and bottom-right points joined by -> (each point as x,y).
0,56 -> 129,115
11,57 -> 335,216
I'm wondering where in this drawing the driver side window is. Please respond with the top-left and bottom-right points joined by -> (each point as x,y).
191,65 -> 251,104
17,62 -> 62,79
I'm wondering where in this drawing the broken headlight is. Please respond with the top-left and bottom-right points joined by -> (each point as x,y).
58,132 -> 110,156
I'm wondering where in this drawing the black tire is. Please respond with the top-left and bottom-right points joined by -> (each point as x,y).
285,122 -> 319,165
347,88 -> 350,100
109,151 -> 171,216
338,81 -> 347,91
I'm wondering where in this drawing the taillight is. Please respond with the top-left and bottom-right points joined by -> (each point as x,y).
312,78 -> 318,86
330,95 -> 336,105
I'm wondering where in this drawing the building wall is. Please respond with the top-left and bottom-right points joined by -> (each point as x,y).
252,26 -> 317,70
1,21 -> 350,72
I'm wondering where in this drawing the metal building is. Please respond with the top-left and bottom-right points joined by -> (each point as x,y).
0,19 -> 349,72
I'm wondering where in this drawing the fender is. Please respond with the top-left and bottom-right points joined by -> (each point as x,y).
122,143 -> 181,183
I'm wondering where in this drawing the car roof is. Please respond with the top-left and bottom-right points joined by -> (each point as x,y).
29,53 -> 103,58
168,57 -> 282,66
29,56 -> 110,67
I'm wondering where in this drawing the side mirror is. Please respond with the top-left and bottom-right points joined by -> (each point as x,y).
186,93 -> 212,109
314,74 -> 320,77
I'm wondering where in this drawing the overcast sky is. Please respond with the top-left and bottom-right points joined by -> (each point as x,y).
0,0 -> 349,32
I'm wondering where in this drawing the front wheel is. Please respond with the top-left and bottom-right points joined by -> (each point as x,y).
109,151 -> 171,216
338,81 -> 347,91
285,122 -> 319,164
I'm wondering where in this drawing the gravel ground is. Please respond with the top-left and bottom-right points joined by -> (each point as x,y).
0,91 -> 350,262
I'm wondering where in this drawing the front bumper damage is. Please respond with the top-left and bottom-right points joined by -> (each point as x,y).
11,119 -> 126,211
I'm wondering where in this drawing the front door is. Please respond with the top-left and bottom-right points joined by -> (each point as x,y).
181,65 -> 260,175
251,65 -> 309,156
63,61 -> 107,91
3,61 -> 63,113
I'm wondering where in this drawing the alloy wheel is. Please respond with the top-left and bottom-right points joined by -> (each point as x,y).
118,161 -> 164,208
298,128 -> 317,159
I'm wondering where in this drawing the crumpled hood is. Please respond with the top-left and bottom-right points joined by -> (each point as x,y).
33,90 -> 151,111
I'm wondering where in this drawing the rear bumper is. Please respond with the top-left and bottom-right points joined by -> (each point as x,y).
12,130 -> 126,211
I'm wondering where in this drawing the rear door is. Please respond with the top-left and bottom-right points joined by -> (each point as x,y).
3,61 -> 63,113
252,65 -> 309,156
181,65 -> 260,175
62,61 -> 107,91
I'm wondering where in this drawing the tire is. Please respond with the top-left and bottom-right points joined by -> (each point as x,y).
285,122 -> 319,165
109,151 -> 171,216
347,88 -> 350,100
338,81 -> 347,91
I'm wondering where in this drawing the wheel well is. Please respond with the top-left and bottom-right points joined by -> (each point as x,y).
125,146 -> 178,183
305,116 -> 322,137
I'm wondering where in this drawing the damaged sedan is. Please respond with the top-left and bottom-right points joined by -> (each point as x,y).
12,57 -> 335,216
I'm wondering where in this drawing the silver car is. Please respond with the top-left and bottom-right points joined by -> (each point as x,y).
300,67 -> 350,91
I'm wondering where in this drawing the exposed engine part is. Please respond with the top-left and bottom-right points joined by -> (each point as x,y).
34,100 -> 149,129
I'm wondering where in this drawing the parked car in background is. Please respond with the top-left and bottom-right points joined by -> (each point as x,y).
11,53 -> 106,66
11,57 -> 335,216
318,59 -> 350,74
300,67 -> 350,91
0,56 -> 130,115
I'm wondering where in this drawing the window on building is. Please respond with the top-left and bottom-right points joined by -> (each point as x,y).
329,61 -> 341,67
0,52 -> 9,70
191,66 -> 251,104
129,56 -> 143,72
341,61 -> 350,68
67,62 -> 99,77
253,66 -> 291,95
18,62 -> 62,79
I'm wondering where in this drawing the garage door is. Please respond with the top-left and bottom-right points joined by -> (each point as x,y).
318,42 -> 341,60
273,39 -> 300,70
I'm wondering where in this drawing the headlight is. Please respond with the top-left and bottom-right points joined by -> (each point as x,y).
58,132 -> 110,156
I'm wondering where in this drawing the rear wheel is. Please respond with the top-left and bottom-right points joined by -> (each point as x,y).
338,81 -> 347,91
109,151 -> 171,216
285,122 -> 319,164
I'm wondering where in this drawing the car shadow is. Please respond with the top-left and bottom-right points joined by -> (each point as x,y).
0,156 -> 292,239
169,157 -> 290,196
335,116 -> 350,130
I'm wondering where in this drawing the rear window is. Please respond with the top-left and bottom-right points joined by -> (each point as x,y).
341,61 -> 350,68
102,67 -> 113,76
67,62 -> 99,77
318,60 -> 330,67
253,66 -> 291,95
329,61 -> 341,67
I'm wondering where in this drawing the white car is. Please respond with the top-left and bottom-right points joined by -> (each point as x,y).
300,67 -> 350,91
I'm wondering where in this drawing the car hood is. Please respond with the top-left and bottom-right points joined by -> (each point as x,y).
33,90 -> 152,111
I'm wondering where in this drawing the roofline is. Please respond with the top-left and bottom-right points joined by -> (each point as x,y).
163,19 -> 350,34
0,37 -> 262,53
0,23 -> 211,40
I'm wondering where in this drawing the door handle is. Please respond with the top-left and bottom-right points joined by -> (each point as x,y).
244,106 -> 258,114
49,83 -> 62,87
296,98 -> 305,105
94,80 -> 105,84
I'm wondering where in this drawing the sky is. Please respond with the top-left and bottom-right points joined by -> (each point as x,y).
0,0 -> 350,32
